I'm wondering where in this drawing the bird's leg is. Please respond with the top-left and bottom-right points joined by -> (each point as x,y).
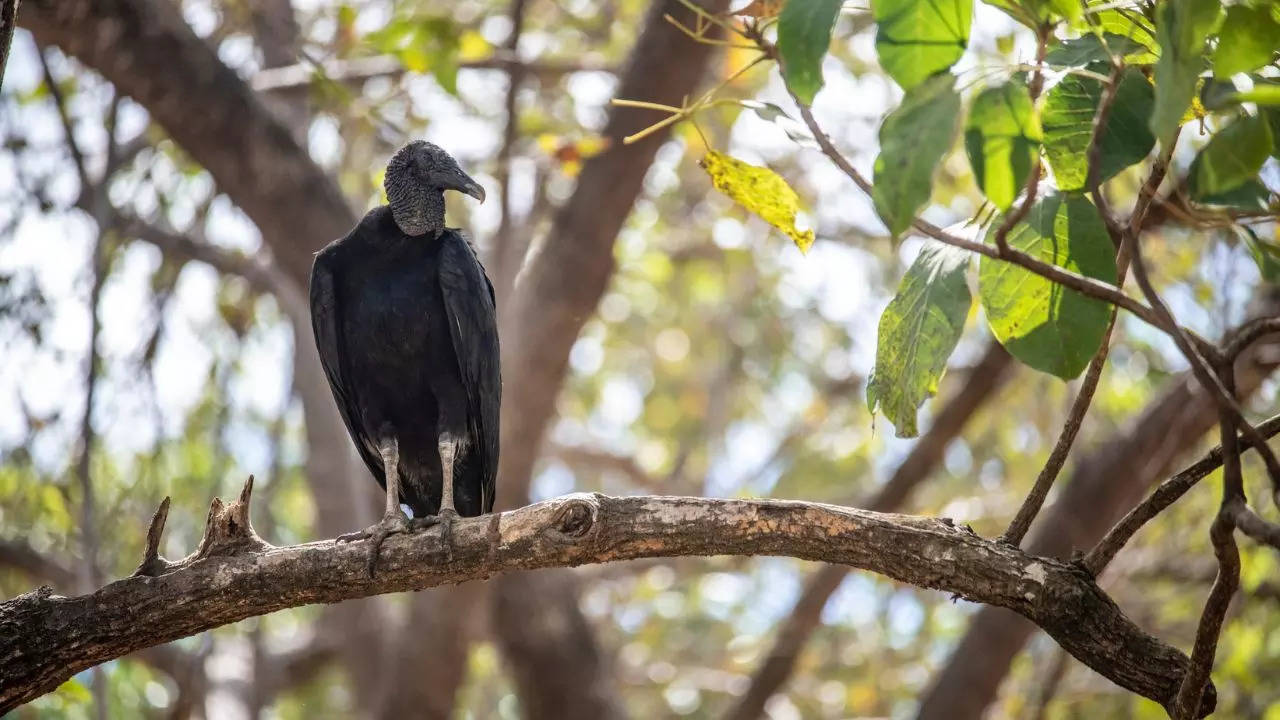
337,436 -> 411,576
437,433 -> 461,560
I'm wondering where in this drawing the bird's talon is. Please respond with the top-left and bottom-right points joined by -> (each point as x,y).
337,529 -> 370,543
343,513 -> 410,577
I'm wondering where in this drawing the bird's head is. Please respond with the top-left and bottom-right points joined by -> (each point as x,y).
384,141 -> 486,237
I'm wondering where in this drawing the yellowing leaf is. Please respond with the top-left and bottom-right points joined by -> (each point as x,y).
701,150 -> 815,253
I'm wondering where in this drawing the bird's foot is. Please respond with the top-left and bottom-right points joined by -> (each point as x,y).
337,511 -> 412,578
437,508 -> 459,561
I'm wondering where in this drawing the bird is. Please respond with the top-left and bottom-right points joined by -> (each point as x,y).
309,140 -> 500,574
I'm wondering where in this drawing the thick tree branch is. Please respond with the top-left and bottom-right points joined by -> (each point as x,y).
0,483 -> 1213,717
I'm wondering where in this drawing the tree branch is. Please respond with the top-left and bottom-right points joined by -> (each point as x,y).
1084,413 -> 1280,574
0,481 -> 1214,717
0,0 -> 18,89
1172,366 -> 1244,719
249,54 -> 614,94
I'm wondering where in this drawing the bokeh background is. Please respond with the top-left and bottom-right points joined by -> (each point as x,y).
2,0 -> 1279,718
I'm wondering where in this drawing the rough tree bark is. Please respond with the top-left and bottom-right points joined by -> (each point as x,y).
915,317 -> 1280,720
0,480 -> 1219,717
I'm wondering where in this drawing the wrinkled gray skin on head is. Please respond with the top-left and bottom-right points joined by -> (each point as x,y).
384,141 -> 486,237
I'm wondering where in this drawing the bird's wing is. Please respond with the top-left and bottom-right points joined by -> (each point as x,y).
438,231 -> 501,513
310,240 -> 386,489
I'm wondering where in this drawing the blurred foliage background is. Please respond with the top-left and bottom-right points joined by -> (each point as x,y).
1,0 -> 1279,718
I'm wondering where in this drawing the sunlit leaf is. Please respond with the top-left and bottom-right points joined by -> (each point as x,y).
1093,8 -> 1159,64
965,83 -> 1042,209
874,0 -> 972,91
1189,113 -> 1273,199
979,195 -> 1117,379
1214,5 -> 1280,78
777,0 -> 842,104
701,150 -> 815,253
1236,83 -> 1280,107
1150,0 -> 1223,139
867,241 -> 972,437
1048,0 -> 1082,24
1043,66 -> 1155,191
872,73 -> 961,237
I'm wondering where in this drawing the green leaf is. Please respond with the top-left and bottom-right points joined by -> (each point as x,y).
778,0 -> 843,104
1214,5 -> 1280,78
1048,0 -> 1082,24
874,0 -> 972,91
1150,0 -> 1224,140
867,241 -> 973,437
1267,107 -> 1280,157
872,74 -> 961,237
1043,66 -> 1155,191
966,84 -> 1042,210
1189,113 -> 1274,199
1236,83 -> 1280,107
1093,9 -> 1159,64
979,195 -> 1117,379
1196,179 -> 1272,210
1045,33 -> 1146,68
702,150 -> 815,253
1242,227 -> 1280,283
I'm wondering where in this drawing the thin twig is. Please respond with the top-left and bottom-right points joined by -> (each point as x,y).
1231,503 -> 1280,549
491,0 -> 529,296
1000,52 -> 1132,547
770,41 -> 1208,352
1083,413 -> 1280,574
36,47 -> 90,197
991,27 -> 1050,253
1222,317 -> 1280,363
1128,242 -> 1280,500
1172,367 -> 1243,719
1000,290 -> 1122,546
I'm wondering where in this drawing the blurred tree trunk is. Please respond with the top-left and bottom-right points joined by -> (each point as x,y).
488,0 -> 725,716
915,303 -> 1280,720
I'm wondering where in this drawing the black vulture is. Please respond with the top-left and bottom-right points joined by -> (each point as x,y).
309,141 -> 500,572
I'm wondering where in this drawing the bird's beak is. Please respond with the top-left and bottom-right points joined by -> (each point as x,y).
447,171 -> 486,204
